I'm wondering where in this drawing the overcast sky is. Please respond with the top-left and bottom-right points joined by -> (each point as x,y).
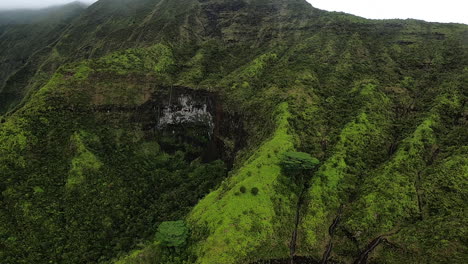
0,0 -> 97,10
0,0 -> 466,24
309,0 -> 468,24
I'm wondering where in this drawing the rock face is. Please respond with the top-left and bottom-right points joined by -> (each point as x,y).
110,86 -> 221,162
91,85 -> 218,137
155,87 -> 215,135
133,86 -> 243,165
90,84 -> 245,165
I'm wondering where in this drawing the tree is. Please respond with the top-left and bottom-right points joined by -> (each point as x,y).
155,220 -> 188,247
280,151 -> 320,183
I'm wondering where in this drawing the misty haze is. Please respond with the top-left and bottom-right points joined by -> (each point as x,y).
0,0 -> 97,10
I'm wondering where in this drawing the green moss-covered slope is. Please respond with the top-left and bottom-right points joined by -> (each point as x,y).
0,0 -> 467,264
298,80 -> 393,257
188,103 -> 296,264
0,44 -> 228,263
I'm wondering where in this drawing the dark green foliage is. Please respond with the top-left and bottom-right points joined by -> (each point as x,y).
0,2 -> 86,112
0,0 -> 467,264
251,187 -> 259,196
115,243 -> 164,264
0,54 -> 227,264
280,151 -> 320,178
155,221 -> 189,248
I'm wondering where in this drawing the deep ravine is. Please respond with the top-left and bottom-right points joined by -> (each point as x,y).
320,207 -> 343,264
352,228 -> 402,264
353,236 -> 386,264
289,185 -> 309,263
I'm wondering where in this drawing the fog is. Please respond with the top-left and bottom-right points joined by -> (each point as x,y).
308,0 -> 468,24
0,0 -> 466,24
0,0 -> 97,10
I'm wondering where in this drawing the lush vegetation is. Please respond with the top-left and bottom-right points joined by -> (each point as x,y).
0,45 -> 227,263
155,221 -> 189,247
188,103 -> 297,264
0,0 -> 466,264
280,151 -> 320,180
0,2 -> 87,112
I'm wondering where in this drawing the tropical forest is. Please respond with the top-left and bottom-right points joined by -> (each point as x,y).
0,0 -> 466,263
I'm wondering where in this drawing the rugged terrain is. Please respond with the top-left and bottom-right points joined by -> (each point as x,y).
0,0 -> 467,263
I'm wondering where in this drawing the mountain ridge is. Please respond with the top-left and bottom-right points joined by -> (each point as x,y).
0,1 -> 89,24
0,0 -> 466,264
2,0 -> 466,115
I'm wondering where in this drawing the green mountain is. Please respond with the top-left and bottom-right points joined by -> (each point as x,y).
0,0 -> 466,264
0,1 -> 88,112
0,2 -> 88,25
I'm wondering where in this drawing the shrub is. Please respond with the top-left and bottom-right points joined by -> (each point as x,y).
251,187 -> 259,195
240,186 -> 246,193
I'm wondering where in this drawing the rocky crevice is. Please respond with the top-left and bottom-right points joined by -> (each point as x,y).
289,185 -> 308,263
320,206 -> 343,264
352,236 -> 386,264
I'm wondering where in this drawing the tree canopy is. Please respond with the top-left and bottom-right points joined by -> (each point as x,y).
280,151 -> 320,177
155,221 -> 189,248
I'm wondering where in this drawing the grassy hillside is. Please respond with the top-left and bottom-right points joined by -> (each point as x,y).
0,0 -> 466,263
188,102 -> 296,264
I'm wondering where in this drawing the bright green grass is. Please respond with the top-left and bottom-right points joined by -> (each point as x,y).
188,102 -> 296,264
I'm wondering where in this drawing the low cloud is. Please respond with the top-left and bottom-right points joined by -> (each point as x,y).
307,0 -> 468,24
0,0 -> 98,10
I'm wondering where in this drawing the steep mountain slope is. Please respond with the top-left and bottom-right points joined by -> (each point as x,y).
0,1 -> 87,112
0,0 -> 467,264
0,2 -> 88,25
1,0 -> 319,114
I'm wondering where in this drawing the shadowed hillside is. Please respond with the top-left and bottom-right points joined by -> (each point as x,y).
0,1 -> 88,111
